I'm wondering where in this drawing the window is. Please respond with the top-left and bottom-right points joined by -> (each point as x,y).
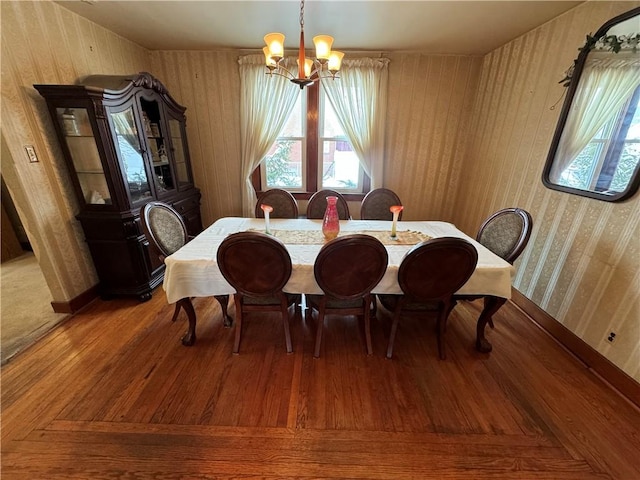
319,92 -> 363,192
256,85 -> 368,196
261,93 -> 306,191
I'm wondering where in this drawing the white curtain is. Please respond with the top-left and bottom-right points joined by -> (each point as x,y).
320,57 -> 390,188
551,52 -> 640,182
239,54 -> 300,217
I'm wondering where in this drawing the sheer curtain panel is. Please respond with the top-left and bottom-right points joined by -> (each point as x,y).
320,57 -> 390,188
239,54 -> 300,216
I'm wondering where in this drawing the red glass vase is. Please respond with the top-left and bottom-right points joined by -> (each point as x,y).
322,196 -> 340,241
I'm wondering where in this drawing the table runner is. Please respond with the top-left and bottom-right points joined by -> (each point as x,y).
248,228 -> 431,245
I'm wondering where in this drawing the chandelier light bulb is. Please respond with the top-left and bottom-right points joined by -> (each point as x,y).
264,33 -> 285,60
328,51 -> 344,74
313,35 -> 334,62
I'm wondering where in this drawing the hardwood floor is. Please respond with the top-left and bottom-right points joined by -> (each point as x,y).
2,291 -> 639,479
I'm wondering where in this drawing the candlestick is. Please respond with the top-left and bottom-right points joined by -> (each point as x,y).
390,205 -> 404,238
261,204 -> 273,234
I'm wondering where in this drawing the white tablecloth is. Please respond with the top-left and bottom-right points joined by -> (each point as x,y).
163,217 -> 515,304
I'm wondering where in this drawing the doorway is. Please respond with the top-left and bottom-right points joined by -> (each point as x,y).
1,176 -> 68,364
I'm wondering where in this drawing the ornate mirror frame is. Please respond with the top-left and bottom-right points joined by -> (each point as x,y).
542,7 -> 640,202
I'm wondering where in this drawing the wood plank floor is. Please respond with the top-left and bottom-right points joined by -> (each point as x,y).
2,291 -> 639,479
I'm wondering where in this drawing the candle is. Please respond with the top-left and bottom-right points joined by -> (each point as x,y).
390,205 -> 404,238
261,204 -> 273,234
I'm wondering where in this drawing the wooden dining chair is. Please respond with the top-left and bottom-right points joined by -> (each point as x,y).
475,207 -> 533,264
306,234 -> 388,358
379,237 -> 478,360
217,231 -> 298,354
140,201 -> 193,323
360,188 -> 403,221
455,207 -> 533,330
306,189 -> 351,220
255,188 -> 299,219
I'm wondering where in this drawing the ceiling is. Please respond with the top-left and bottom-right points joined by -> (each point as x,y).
55,1 -> 584,56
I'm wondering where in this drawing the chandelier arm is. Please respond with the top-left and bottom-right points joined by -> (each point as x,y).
275,63 -> 299,80
266,70 -> 297,81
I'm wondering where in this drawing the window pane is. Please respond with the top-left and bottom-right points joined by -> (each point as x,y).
265,140 -> 303,188
280,94 -> 303,137
610,142 -> 640,191
321,140 -> 360,189
322,98 -> 345,137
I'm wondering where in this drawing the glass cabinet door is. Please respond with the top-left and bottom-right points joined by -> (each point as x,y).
168,118 -> 192,188
55,107 -> 112,205
110,107 -> 152,204
139,98 -> 176,195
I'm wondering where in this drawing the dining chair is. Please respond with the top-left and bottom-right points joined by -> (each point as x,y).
457,207 -> 533,330
306,234 -> 388,358
475,207 -> 533,264
360,188 -> 403,221
379,237 -> 478,360
255,188 -> 299,219
306,189 -> 351,220
217,231 -> 298,354
140,201 -> 192,323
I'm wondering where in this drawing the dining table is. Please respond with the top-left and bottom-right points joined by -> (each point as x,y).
163,217 -> 515,353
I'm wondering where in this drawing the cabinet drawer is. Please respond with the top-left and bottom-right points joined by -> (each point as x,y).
172,196 -> 199,215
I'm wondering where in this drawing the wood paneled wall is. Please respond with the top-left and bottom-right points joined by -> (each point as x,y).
452,1 -> 640,381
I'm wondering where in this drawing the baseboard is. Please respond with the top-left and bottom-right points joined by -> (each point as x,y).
50,285 -> 99,314
511,288 -> 640,409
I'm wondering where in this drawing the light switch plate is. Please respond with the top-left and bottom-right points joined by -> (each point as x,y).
25,145 -> 38,163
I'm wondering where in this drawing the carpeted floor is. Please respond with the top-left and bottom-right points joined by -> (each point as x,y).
1,252 -> 69,364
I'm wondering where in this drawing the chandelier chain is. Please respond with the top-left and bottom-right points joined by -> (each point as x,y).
299,0 -> 305,28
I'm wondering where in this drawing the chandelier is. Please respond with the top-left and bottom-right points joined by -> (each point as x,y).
263,0 -> 344,89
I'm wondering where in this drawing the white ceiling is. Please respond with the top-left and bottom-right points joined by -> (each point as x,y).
55,0 -> 584,56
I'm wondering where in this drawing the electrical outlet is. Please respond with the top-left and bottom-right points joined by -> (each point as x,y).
607,332 -> 617,343
25,145 -> 38,163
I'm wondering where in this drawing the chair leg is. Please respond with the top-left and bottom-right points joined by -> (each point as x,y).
364,296 -> 373,355
314,302 -> 326,358
170,302 -> 182,322
437,309 -> 447,360
386,306 -> 402,359
232,295 -> 243,354
281,297 -> 293,354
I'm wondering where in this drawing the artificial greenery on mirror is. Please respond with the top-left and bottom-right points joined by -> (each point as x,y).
560,33 -> 640,86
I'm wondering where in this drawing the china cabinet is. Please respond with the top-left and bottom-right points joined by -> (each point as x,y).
35,72 -> 202,301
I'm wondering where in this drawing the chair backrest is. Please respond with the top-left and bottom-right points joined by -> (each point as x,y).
398,237 -> 478,302
139,201 -> 189,260
217,231 -> 292,298
360,188 -> 403,221
314,234 -> 388,300
255,188 -> 299,219
306,189 -> 350,220
476,207 -> 533,264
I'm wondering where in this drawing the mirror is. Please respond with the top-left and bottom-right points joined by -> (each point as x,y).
543,8 -> 640,202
